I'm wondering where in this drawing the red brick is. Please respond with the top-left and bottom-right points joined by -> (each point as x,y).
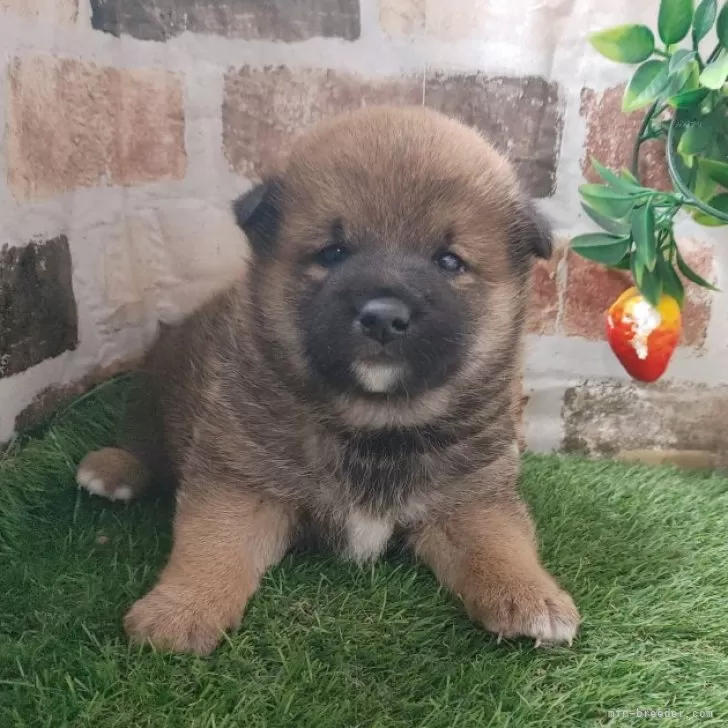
562,253 -> 629,341
7,56 -> 186,201
91,0 -> 360,42
223,67 -> 562,198
563,239 -> 714,348
425,73 -> 561,198
0,236 -> 77,378
528,246 -> 564,335
580,86 -> 670,191
223,67 -> 422,178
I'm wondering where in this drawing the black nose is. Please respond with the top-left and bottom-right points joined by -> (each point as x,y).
357,297 -> 411,344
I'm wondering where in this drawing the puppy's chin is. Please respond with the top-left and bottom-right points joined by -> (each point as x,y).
351,361 -> 406,395
333,386 -> 453,430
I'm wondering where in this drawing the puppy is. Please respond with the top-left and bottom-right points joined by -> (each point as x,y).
77,105 -> 580,654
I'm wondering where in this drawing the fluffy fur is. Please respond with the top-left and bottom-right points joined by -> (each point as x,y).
77,106 -> 579,654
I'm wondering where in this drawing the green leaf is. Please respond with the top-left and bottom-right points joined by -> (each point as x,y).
631,254 -> 646,288
638,264 -> 664,307
581,203 -> 631,236
675,244 -> 720,289
699,156 -> 728,186
693,0 -> 718,43
589,157 -> 644,192
610,254 -> 633,270
667,58 -> 701,98
677,120 -> 714,155
579,183 -> 637,218
714,127 -> 728,158
571,234 -> 632,265
667,87 -> 710,106
691,191 -> 728,223
660,0 -> 695,44
718,1 -> 728,46
669,49 -> 697,74
622,60 -> 671,112
694,159 -> 719,201
631,204 -> 658,271
620,168 -> 642,185
589,24 -> 656,64
698,49 -> 728,88
658,255 -> 686,307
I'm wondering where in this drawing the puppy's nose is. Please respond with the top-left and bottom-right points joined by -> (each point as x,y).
357,297 -> 411,344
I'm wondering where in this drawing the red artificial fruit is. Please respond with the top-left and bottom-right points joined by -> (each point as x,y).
605,286 -> 682,383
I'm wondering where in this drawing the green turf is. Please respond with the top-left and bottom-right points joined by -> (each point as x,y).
2,378 -> 728,727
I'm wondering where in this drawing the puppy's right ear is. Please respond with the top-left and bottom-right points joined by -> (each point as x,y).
232,178 -> 282,255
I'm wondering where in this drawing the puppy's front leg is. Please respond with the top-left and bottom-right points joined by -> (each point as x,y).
125,483 -> 295,655
410,498 -> 579,646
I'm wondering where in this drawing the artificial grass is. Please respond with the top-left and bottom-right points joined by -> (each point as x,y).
1,379 -> 728,727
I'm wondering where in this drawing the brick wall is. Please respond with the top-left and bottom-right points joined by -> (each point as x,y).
1,0 -> 727,465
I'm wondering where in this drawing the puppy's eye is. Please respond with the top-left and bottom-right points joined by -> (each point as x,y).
435,251 -> 467,274
315,244 -> 349,267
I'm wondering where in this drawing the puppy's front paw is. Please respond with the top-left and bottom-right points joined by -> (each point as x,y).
124,584 -> 242,655
464,571 -> 580,647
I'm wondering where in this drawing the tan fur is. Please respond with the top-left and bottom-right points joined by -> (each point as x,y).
410,460 -> 580,645
77,447 -> 150,501
76,105 -> 579,654
124,484 -> 294,654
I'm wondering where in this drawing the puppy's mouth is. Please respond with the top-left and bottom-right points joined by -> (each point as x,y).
351,360 -> 408,395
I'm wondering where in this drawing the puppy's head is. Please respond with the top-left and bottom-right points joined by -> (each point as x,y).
233,106 -> 551,419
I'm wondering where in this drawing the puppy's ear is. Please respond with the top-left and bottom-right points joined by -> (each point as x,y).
509,197 -> 553,264
231,178 -> 282,255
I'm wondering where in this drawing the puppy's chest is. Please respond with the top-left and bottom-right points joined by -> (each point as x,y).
303,429 -> 460,563
303,427 -> 463,559
332,493 -> 433,564
328,429 -> 439,510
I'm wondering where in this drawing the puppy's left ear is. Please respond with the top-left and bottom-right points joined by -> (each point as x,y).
510,197 -> 553,262
231,178 -> 283,256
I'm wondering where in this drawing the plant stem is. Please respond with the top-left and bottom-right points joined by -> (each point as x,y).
631,102 -> 661,181
707,44 -> 723,64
